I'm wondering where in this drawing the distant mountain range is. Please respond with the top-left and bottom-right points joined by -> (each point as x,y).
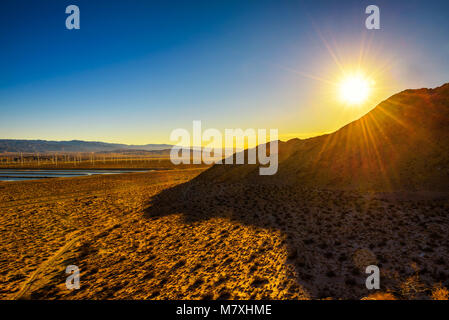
0,140 -> 174,153
198,83 -> 449,191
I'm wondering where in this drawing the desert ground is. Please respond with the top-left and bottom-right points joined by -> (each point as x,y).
0,168 -> 448,300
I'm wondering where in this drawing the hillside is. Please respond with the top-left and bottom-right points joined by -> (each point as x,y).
198,83 -> 449,191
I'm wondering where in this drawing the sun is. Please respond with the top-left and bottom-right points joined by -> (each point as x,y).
339,74 -> 372,105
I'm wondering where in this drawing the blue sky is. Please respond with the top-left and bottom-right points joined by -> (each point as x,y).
1,0 -> 448,144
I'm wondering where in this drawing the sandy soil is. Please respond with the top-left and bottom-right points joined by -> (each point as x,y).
0,170 -> 448,299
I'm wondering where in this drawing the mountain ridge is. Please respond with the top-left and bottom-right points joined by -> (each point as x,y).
197,82 -> 449,191
0,139 -> 173,153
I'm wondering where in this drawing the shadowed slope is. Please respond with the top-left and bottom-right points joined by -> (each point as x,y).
145,177 -> 449,299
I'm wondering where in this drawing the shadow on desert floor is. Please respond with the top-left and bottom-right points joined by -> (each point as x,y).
144,174 -> 449,299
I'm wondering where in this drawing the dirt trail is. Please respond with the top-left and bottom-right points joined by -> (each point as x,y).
12,230 -> 83,300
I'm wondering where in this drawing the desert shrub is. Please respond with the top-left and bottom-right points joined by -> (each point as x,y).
353,248 -> 377,270
361,292 -> 396,300
400,274 -> 426,299
431,284 -> 449,300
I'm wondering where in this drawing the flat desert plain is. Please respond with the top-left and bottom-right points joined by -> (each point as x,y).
0,169 -> 448,300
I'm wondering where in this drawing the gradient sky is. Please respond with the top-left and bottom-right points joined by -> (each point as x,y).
1,0 -> 449,145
